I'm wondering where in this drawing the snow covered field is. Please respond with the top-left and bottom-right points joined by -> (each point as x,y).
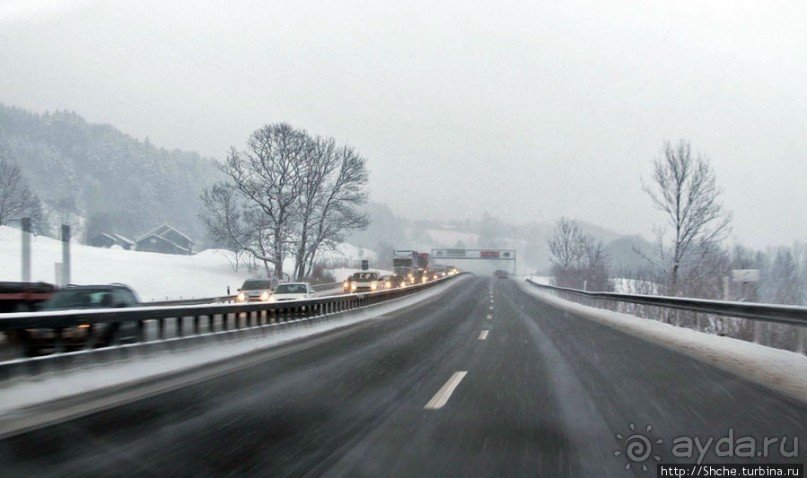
518,279 -> 807,405
0,226 -> 372,302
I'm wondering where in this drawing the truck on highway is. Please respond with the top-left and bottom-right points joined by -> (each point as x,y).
393,250 -> 417,283
393,250 -> 431,284
0,281 -> 57,313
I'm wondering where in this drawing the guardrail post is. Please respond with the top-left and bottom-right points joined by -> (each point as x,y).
194,316 -> 200,335
157,319 -> 165,340
54,328 -> 65,353
753,321 -> 763,344
176,316 -> 184,338
798,327 -> 806,355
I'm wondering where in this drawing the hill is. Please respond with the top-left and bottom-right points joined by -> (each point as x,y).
0,103 -> 222,245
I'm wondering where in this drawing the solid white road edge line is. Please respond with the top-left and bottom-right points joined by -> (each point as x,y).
424,371 -> 468,410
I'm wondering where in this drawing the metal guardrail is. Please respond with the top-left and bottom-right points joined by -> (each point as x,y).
312,282 -> 343,293
0,274 -> 463,365
525,279 -> 807,327
525,279 -> 807,353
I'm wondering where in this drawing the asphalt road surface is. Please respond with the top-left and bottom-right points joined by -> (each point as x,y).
0,276 -> 804,477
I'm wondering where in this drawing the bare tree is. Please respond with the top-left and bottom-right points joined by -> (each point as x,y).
200,123 -> 369,281
581,235 -> 612,291
293,143 -> 369,280
642,140 -> 732,296
548,217 -> 585,273
201,124 -> 308,278
0,158 -> 43,228
548,218 -> 612,289
767,247 -> 803,305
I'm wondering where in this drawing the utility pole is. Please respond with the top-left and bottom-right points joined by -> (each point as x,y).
21,217 -> 31,282
61,224 -> 71,286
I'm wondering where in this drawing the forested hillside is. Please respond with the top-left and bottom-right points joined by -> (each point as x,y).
0,103 -> 221,244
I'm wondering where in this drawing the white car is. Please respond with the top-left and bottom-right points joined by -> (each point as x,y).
350,272 -> 380,292
269,283 -> 314,302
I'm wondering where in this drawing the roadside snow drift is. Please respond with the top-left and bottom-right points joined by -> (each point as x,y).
519,280 -> 807,405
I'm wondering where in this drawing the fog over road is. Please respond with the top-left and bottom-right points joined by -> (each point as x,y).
1,277 -> 804,477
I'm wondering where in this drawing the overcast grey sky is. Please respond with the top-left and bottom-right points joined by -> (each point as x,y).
1,0 -> 805,248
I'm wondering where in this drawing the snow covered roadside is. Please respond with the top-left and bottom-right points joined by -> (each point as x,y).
0,277 -> 467,416
518,279 -> 807,405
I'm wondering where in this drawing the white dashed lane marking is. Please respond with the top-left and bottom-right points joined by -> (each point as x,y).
479,330 -> 489,340
424,372 -> 468,410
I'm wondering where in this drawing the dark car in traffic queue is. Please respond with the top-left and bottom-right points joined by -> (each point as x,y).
19,284 -> 141,356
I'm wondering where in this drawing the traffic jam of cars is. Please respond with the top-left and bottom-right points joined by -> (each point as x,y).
0,250 -> 463,357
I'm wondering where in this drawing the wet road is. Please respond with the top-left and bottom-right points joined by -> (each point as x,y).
0,276 -> 804,477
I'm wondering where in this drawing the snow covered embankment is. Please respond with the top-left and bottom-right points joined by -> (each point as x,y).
518,280 -> 807,405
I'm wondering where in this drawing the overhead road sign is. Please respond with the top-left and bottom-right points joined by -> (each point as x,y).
431,249 -> 516,261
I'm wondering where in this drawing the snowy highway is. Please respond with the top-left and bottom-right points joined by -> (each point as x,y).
0,276 -> 805,476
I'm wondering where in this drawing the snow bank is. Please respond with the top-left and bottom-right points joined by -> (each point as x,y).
518,280 -> 807,405
0,226 -> 376,302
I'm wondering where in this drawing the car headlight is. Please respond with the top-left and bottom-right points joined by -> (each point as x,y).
371,283 -> 377,291
260,291 -> 270,301
351,283 -> 357,291
237,292 -> 246,302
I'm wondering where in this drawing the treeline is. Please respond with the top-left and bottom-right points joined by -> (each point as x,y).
0,103 -> 221,242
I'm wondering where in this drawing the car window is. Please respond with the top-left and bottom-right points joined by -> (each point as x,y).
112,288 -> 137,306
242,280 -> 272,290
41,289 -> 106,309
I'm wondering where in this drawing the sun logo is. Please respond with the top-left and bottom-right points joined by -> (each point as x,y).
614,423 -> 663,472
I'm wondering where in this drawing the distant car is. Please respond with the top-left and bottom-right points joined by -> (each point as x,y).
494,270 -> 509,279
412,269 -> 429,284
430,267 -> 447,280
236,279 -> 275,302
22,284 -> 141,355
269,282 -> 314,302
350,272 -> 380,292
379,275 -> 403,289
342,276 -> 353,293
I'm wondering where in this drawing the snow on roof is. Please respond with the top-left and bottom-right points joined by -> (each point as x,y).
137,232 -> 190,253
111,233 -> 135,245
138,223 -> 193,244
